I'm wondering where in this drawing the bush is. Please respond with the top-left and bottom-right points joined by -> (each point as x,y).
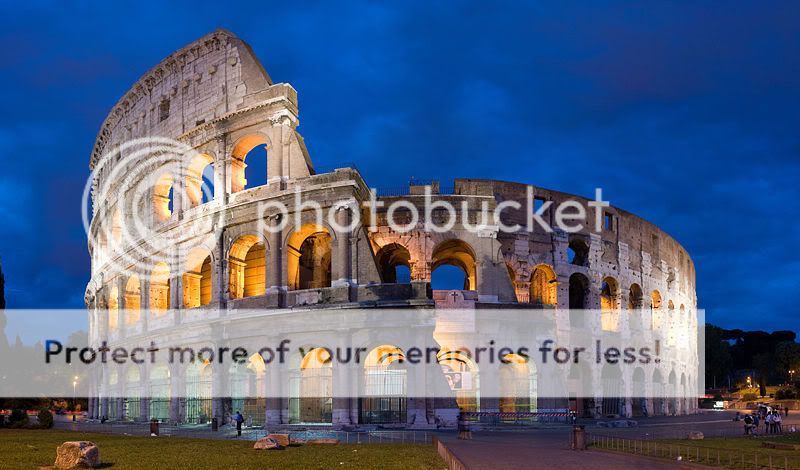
776,387 -> 798,400
37,408 -> 53,429
8,409 -> 28,428
741,392 -> 758,402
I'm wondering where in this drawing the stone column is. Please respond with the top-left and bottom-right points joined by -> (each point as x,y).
169,364 -> 183,424
211,354 -> 227,425
332,206 -> 353,288
266,215 -> 285,307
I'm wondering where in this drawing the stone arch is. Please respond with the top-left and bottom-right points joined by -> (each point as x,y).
186,153 -> 214,206
290,347 -> 333,424
149,364 -> 170,421
567,238 -> 589,266
499,353 -> 537,415
569,273 -> 590,327
185,361 -> 213,423
652,368 -> 665,415
600,276 -> 619,331
632,367 -> 646,416
153,172 -> 174,222
651,290 -> 663,329
228,234 -> 266,299
231,133 -> 271,193
287,224 -> 332,290
530,264 -> 557,305
601,363 -> 623,416
124,365 -> 142,420
438,349 -> 480,413
124,275 -> 141,325
108,284 -> 119,332
183,246 -> 213,308
568,361 -> 593,418
628,283 -> 643,310
430,239 -> 477,290
150,262 -> 171,314
361,345 -> 408,424
230,353 -> 267,426
375,243 -> 412,284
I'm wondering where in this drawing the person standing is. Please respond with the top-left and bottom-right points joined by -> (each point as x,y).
234,411 -> 244,437
775,411 -> 783,434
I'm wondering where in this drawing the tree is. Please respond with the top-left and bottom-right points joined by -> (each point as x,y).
775,341 -> 800,381
705,324 -> 732,388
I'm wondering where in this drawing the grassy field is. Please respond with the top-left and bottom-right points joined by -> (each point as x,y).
592,432 -> 800,469
0,429 -> 445,470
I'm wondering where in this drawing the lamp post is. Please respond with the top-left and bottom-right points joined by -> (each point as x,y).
790,369 -> 795,384
72,376 -> 78,421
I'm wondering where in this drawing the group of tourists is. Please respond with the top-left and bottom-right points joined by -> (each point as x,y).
744,405 -> 789,435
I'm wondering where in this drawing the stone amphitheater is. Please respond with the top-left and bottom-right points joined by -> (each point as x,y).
84,30 -> 699,429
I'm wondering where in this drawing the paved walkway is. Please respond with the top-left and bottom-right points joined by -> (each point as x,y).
438,430 -> 682,469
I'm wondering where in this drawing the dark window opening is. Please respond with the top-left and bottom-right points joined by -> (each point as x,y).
159,100 -> 170,122
604,212 -> 613,231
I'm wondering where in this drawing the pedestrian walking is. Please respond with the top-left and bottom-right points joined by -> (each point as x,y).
234,411 -> 244,437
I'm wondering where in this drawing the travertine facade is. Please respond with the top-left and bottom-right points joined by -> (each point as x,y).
85,30 -> 698,428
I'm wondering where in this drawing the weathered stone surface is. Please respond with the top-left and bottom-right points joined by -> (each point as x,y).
267,433 -> 290,447
54,441 -> 100,469
306,438 -> 340,445
288,436 -> 307,446
253,437 -> 283,450
687,431 -> 704,440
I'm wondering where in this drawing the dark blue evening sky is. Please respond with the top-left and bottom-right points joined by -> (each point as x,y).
0,1 -> 798,332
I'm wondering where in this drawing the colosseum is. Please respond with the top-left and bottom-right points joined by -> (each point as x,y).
84,30 -> 699,430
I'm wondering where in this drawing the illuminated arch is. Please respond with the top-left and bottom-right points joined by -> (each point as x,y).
651,290 -> 663,330
149,262 -> 171,314
185,361 -> 213,423
107,284 -> 119,332
124,275 -> 141,325
287,224 -> 332,290
499,353 -> 537,415
530,264 -> 557,305
153,173 -> 174,222
230,354 -> 267,426
186,153 -> 214,206
375,243 -> 412,283
290,347 -> 333,424
361,345 -> 408,424
438,349 -> 480,413
231,134 -> 269,193
431,239 -> 477,290
229,235 -> 266,299
183,247 -> 213,308
600,277 -> 619,331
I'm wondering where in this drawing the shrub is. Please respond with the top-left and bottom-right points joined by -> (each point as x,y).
776,387 -> 798,400
8,409 -> 28,428
741,392 -> 758,402
37,408 -> 53,429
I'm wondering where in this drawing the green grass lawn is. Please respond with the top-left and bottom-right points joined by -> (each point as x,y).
0,429 -> 445,470
593,433 -> 800,469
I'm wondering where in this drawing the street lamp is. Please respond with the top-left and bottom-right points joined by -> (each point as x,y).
72,376 -> 78,421
790,370 -> 795,383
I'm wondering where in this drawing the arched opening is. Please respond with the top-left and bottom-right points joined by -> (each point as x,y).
290,348 -> 333,424
668,370 -> 677,415
111,209 -> 123,253
229,235 -> 266,299
438,350 -> 480,413
183,247 -> 213,308
124,367 -> 141,421
360,345 -> 407,424
499,354 -> 537,421
600,277 -> 619,331
530,264 -> 557,305
568,273 -> 590,327
153,173 -> 174,222
375,243 -> 412,283
568,362 -> 593,418
185,361 -> 213,423
150,262 -> 171,314
186,153 -> 215,206
431,239 -> 477,290
567,238 -> 589,266
149,365 -> 170,421
287,225 -> 332,290
651,290 -> 663,330
124,275 -> 141,325
632,367 -> 646,417
231,135 -> 268,193
230,354 -> 267,427
108,285 -> 119,332
627,283 -> 643,310
601,363 -> 623,417
652,369 -> 665,416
